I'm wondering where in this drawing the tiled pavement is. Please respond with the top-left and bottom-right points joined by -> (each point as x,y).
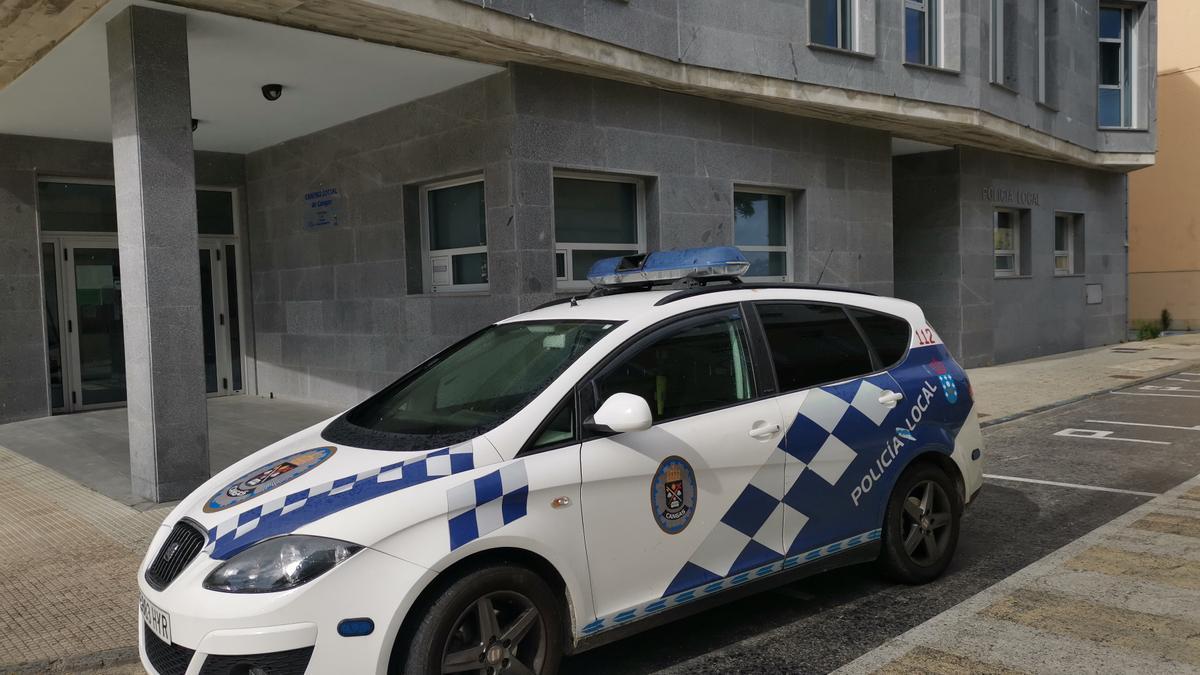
837,475 -> 1200,675
0,442 -> 168,673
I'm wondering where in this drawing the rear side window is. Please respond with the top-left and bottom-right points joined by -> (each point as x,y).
755,303 -> 873,392
849,308 -> 911,368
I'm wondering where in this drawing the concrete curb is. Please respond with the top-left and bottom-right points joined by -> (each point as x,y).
0,645 -> 139,674
832,460 -> 1200,673
979,360 -> 1200,429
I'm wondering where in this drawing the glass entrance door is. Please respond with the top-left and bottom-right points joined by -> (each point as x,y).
70,247 -> 126,407
43,237 -> 244,412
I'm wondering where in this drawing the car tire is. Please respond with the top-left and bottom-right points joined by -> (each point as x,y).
398,564 -> 564,675
877,461 -> 962,584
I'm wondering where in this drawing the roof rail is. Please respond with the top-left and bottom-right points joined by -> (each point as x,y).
654,282 -> 878,306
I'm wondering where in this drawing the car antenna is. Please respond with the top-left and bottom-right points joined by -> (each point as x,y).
569,296 -> 578,307
814,248 -> 834,285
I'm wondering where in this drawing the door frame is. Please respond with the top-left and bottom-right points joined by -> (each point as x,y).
36,177 -> 248,412
56,235 -> 128,412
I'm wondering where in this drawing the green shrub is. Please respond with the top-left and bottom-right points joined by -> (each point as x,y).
1137,321 -> 1163,340
1162,308 -> 1172,333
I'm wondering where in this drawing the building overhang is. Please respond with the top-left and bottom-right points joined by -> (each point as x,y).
0,0 -> 500,153
1,0 -> 1155,170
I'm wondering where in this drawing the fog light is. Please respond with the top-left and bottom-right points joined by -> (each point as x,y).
337,618 -> 374,637
971,448 -> 982,461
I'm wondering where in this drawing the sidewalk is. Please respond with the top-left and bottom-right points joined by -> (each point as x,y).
836,474 -> 1200,674
968,334 -> 1200,424
0,443 -> 168,673
3,337 -> 1200,673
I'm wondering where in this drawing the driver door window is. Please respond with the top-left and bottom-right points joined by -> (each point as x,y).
594,309 -> 753,424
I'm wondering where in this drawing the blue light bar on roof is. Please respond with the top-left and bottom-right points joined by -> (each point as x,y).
587,246 -> 750,288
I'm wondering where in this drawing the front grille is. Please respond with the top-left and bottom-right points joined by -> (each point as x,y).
199,646 -> 316,675
144,624 -> 196,675
145,519 -> 207,591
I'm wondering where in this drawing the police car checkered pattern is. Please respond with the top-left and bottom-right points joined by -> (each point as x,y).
664,375 -> 895,595
206,444 -> 475,559
447,461 -> 530,550
583,528 -> 880,636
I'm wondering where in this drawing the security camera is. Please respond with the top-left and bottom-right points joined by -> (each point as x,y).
261,84 -> 283,102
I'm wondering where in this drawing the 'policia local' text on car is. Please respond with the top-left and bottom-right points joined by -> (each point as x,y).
137,246 -> 984,675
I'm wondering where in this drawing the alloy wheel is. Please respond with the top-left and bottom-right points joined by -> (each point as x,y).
900,479 -> 952,566
441,591 -> 546,675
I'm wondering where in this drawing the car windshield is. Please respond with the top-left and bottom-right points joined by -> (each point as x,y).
341,321 -> 616,441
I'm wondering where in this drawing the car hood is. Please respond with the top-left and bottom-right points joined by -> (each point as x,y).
166,418 -> 505,560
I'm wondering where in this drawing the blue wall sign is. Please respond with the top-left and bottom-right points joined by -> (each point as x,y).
303,187 -> 340,229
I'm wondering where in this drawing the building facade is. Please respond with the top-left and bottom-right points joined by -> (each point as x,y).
1129,0 -> 1198,332
0,0 -> 1157,499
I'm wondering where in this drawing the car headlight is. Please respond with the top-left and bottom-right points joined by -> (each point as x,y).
203,535 -> 363,594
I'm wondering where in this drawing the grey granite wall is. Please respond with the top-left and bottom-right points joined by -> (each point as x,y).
465,0 -> 1158,156
244,65 -> 894,408
894,145 -> 1127,367
959,146 -> 1127,365
0,133 -> 242,424
507,64 -> 894,306
893,150 -> 964,359
244,73 -> 518,408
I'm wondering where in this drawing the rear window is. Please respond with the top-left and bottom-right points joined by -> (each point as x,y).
755,303 -> 873,392
848,308 -> 911,367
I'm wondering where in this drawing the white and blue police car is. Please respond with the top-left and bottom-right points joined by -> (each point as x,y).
137,246 -> 984,675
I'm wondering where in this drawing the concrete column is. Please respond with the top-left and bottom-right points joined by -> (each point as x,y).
107,6 -> 210,502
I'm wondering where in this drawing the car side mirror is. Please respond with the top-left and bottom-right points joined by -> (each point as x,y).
588,393 -> 653,433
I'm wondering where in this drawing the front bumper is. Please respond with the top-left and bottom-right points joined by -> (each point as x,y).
138,532 -> 432,675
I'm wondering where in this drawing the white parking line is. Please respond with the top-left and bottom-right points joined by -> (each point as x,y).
1164,377 -> 1200,383
983,474 -> 1160,498
1139,385 -> 1200,393
1086,419 -> 1200,432
1112,391 -> 1200,399
1052,428 -> 1170,445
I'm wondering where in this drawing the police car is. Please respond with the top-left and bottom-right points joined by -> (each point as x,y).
137,246 -> 983,675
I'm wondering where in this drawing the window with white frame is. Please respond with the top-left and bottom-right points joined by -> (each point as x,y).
423,177 -> 487,292
553,173 -> 645,289
1098,4 -> 1137,128
734,189 -> 791,282
1054,213 -> 1082,275
811,0 -> 853,50
993,209 -> 1019,277
904,0 -> 939,66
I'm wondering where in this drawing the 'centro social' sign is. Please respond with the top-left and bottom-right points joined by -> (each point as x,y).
303,187 -> 340,229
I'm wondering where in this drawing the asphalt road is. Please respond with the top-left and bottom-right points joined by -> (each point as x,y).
562,372 -> 1200,674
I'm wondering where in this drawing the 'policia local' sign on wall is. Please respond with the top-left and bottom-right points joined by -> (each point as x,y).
303,187 -> 340,229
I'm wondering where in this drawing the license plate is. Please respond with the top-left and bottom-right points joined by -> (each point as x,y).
140,592 -> 171,645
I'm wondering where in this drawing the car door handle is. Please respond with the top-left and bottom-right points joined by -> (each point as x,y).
748,422 -> 781,439
878,390 -> 904,407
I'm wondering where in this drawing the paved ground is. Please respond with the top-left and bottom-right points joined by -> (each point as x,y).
0,397 -> 334,674
2,344 -> 1200,674
0,443 -> 169,673
565,372 -> 1200,673
968,334 -> 1200,423
0,396 -> 337,507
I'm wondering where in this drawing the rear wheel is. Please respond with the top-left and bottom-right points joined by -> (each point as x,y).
877,462 -> 962,584
399,565 -> 563,675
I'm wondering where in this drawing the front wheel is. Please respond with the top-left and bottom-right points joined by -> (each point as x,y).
399,565 -> 564,675
877,462 -> 962,584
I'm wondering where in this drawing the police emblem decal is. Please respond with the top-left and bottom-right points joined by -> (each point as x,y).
203,446 -> 336,513
938,374 -> 958,404
651,456 -> 697,534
